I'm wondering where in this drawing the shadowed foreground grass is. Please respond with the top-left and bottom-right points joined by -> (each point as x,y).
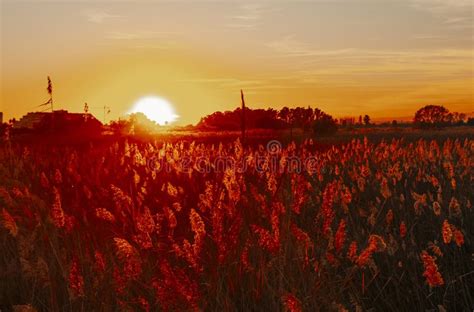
0,134 -> 473,311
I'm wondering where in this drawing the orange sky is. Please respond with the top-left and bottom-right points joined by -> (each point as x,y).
1,1 -> 473,125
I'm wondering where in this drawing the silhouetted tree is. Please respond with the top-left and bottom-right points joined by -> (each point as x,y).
313,112 -> 338,136
414,105 -> 452,128
129,112 -> 160,135
0,123 -> 7,140
278,107 -> 291,125
256,111 -> 286,129
198,108 -> 284,130
197,105 -> 338,133
110,119 -> 133,135
241,90 -> 246,143
451,112 -> 466,125
363,114 -> 371,126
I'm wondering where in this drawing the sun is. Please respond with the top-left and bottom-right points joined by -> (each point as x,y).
128,96 -> 179,125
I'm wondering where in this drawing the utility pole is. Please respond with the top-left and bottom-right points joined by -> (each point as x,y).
46,76 -> 54,132
39,76 -> 54,112
47,76 -> 53,112
103,105 -> 111,124
240,89 -> 246,145
86,104 -> 110,124
84,103 -> 89,121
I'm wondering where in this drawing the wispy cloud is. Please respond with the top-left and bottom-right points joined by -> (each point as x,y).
267,36 -> 473,63
263,36 -> 473,87
179,77 -> 294,94
409,0 -> 472,10
179,78 -> 264,87
226,4 -> 279,29
105,31 -> 180,40
178,77 -> 307,93
232,4 -> 264,21
408,0 -> 473,29
266,36 -> 355,58
442,16 -> 473,30
83,10 -> 122,24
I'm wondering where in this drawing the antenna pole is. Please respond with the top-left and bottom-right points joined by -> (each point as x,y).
241,89 -> 246,145
103,105 -> 110,124
47,76 -> 54,112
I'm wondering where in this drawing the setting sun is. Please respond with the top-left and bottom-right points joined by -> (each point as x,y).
1,1 -> 473,311
128,96 -> 179,125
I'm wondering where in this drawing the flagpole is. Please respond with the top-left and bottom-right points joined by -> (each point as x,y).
103,105 -> 110,124
240,89 -> 246,145
47,76 -> 53,112
46,76 -> 54,131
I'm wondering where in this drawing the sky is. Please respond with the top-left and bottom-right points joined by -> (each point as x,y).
1,0 -> 473,125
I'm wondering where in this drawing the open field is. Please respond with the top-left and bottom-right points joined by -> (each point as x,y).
121,126 -> 474,146
9,125 -> 474,146
3,0 -> 473,310
0,130 -> 473,311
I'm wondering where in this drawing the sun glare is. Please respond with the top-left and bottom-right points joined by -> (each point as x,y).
128,96 -> 179,125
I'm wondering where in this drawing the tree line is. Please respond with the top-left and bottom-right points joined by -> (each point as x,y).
413,105 -> 469,128
196,104 -> 472,135
197,107 -> 340,135
1,104 -> 472,140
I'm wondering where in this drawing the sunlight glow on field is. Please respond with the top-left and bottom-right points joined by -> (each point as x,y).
128,96 -> 179,125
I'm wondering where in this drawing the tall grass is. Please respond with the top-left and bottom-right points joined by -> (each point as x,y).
0,137 -> 473,311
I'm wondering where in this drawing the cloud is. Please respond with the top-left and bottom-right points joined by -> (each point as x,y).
178,77 -> 310,93
83,10 -> 122,23
267,35 -> 473,63
226,3 -> 280,29
441,16 -> 473,30
178,77 -> 309,91
263,36 -> 473,87
232,4 -> 264,21
178,78 -> 264,87
408,0 -> 473,28
105,31 -> 180,40
266,36 -> 355,57
410,0 -> 472,9
178,77 -> 302,94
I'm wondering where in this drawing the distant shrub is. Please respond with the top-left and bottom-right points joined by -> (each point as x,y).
313,113 -> 338,136
414,105 -> 451,128
413,105 -> 466,128
0,123 -> 7,139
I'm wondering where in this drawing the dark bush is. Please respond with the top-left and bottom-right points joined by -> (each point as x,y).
313,113 -> 338,136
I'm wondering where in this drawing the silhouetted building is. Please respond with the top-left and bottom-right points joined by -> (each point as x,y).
339,117 -> 355,126
13,110 -> 102,133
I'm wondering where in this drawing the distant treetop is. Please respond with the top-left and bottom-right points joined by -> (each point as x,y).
414,105 -> 466,128
197,106 -> 335,133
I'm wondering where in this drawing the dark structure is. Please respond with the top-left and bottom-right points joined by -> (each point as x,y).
13,110 -> 102,133
240,90 -> 246,144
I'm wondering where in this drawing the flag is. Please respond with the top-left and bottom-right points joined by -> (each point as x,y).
38,98 -> 52,107
47,76 -> 52,96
